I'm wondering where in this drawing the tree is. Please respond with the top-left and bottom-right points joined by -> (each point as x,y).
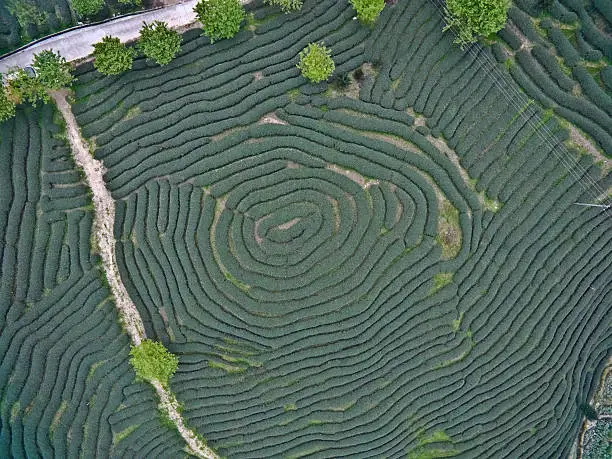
579,402 -> 598,421
32,50 -> 73,89
264,0 -> 303,13
71,0 -> 105,17
194,0 -> 245,43
6,68 -> 48,106
297,42 -> 335,83
129,340 -> 179,386
0,85 -> 16,122
444,0 -> 509,47
92,36 -> 134,75
138,21 -> 182,66
349,0 -> 385,25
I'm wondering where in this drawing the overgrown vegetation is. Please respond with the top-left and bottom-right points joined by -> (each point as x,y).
129,340 -> 179,386
194,0 -> 246,43
138,21 -> 182,66
93,36 -> 135,75
297,42 -> 335,83
264,0 -> 303,13
32,49 -> 73,89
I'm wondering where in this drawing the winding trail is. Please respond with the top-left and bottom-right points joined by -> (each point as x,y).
51,89 -> 218,459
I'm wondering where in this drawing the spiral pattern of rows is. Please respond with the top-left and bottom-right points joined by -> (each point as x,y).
61,0 -> 612,457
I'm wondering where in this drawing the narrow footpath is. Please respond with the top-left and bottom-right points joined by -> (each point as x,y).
51,89 -> 219,459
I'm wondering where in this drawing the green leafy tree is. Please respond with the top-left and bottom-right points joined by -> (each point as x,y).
0,85 -> 16,122
444,0 -> 509,47
129,340 -> 179,386
194,0 -> 245,43
264,0 -> 303,13
138,21 -> 182,66
297,42 -> 335,83
6,68 -> 48,106
32,50 -> 73,89
71,0 -> 105,17
349,0 -> 385,25
93,36 -> 134,75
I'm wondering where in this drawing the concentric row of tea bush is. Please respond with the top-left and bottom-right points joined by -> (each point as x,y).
71,0 -> 611,457
0,106 -> 190,458
495,0 -> 612,156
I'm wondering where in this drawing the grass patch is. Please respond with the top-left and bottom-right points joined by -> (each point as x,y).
112,424 -> 139,445
208,360 -> 243,373
435,199 -> 461,259
407,429 -> 460,459
430,272 -> 453,294
284,403 -> 297,411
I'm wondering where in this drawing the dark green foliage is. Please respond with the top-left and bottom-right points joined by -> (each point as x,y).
297,42 -> 335,83
350,0 -> 385,25
264,0 -> 303,13
579,402 -> 598,421
138,21 -> 182,66
129,340 -> 179,386
444,0 -> 510,46
334,72 -> 351,88
32,49 -> 73,89
71,0 -> 105,17
93,36 -> 134,75
353,67 -> 364,81
194,0 -> 245,43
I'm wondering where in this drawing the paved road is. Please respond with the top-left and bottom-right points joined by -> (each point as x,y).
0,0 -> 199,74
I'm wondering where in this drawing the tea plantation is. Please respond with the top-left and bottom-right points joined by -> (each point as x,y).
1,0 -> 611,457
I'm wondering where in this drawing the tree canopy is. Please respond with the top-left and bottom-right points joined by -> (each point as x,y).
444,0 -> 509,47
138,21 -> 182,66
93,36 -> 135,75
71,0 -> 105,17
349,0 -> 386,25
6,68 -> 48,106
32,49 -> 73,89
194,0 -> 245,43
297,42 -> 335,83
129,340 -> 179,386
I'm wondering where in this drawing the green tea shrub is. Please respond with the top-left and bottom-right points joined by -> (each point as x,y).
194,0 -> 245,43
349,0 -> 385,25
93,36 -> 135,75
0,86 -> 16,121
129,340 -> 179,386
138,21 -> 182,66
297,42 -> 335,83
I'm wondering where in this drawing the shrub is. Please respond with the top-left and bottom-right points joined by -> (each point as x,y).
129,340 -> 179,386
71,0 -> 105,17
138,21 -> 182,66
194,0 -> 245,43
0,86 -> 16,122
93,36 -> 134,75
444,0 -> 509,47
579,402 -> 598,421
297,42 -> 335,83
264,0 -> 303,13
6,68 -> 48,106
32,50 -> 73,89
349,0 -> 385,25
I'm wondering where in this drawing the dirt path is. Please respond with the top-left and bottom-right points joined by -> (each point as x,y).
51,89 -> 218,459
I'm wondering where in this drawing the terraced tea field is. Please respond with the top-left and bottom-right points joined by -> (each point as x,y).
1,0 -> 611,457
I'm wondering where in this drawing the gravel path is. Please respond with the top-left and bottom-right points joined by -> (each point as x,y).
51,89 -> 218,459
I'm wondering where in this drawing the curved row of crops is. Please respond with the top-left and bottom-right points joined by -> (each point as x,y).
69,0 -> 611,457
0,105 -> 190,457
496,0 -> 611,156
